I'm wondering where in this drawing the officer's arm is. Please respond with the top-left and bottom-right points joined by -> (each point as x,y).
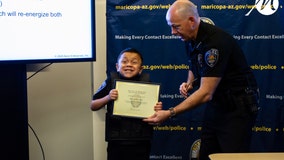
143,77 -> 221,124
187,70 -> 195,84
174,76 -> 221,115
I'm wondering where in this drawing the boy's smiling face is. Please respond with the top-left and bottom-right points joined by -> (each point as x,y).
116,52 -> 143,78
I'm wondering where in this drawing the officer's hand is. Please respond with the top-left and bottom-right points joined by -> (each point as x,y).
143,110 -> 170,125
179,82 -> 193,98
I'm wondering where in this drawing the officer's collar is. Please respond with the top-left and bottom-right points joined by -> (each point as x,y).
195,21 -> 209,44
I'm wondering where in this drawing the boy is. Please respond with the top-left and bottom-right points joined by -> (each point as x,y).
91,48 -> 162,160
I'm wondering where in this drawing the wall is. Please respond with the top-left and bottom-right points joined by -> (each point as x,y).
28,0 -> 107,160
91,0 -> 108,159
27,62 -> 94,160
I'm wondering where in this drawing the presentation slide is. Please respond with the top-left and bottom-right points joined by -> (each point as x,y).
0,0 -> 93,62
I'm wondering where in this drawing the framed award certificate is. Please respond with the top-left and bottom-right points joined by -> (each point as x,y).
113,80 -> 161,118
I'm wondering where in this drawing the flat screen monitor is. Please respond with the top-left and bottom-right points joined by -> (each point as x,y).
0,0 -> 95,64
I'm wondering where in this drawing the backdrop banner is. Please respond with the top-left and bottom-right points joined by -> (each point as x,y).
106,0 -> 284,159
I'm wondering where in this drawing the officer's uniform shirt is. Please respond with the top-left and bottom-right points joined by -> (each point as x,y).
188,21 -> 259,159
187,21 -> 257,94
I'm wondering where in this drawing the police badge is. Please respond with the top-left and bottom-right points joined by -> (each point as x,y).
205,48 -> 219,67
198,54 -> 203,67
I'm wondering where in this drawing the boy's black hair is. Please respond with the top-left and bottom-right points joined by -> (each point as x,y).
117,48 -> 144,64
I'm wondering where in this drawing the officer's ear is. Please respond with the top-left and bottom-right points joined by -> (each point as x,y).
188,16 -> 195,23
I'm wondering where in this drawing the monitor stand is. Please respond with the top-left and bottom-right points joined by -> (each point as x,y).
0,64 -> 29,160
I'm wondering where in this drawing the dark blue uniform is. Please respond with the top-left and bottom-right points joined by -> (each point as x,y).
187,21 -> 259,160
92,72 -> 153,160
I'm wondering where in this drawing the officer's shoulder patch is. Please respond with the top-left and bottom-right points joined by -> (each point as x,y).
205,48 -> 219,67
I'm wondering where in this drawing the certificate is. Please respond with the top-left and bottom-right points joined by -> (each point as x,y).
113,80 -> 161,118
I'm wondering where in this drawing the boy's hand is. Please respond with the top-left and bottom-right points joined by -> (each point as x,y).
108,89 -> 118,100
154,102 -> 163,111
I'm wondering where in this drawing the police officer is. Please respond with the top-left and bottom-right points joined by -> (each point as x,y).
143,1 -> 259,160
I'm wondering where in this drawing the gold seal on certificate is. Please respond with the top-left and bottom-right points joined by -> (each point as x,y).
113,80 -> 160,118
